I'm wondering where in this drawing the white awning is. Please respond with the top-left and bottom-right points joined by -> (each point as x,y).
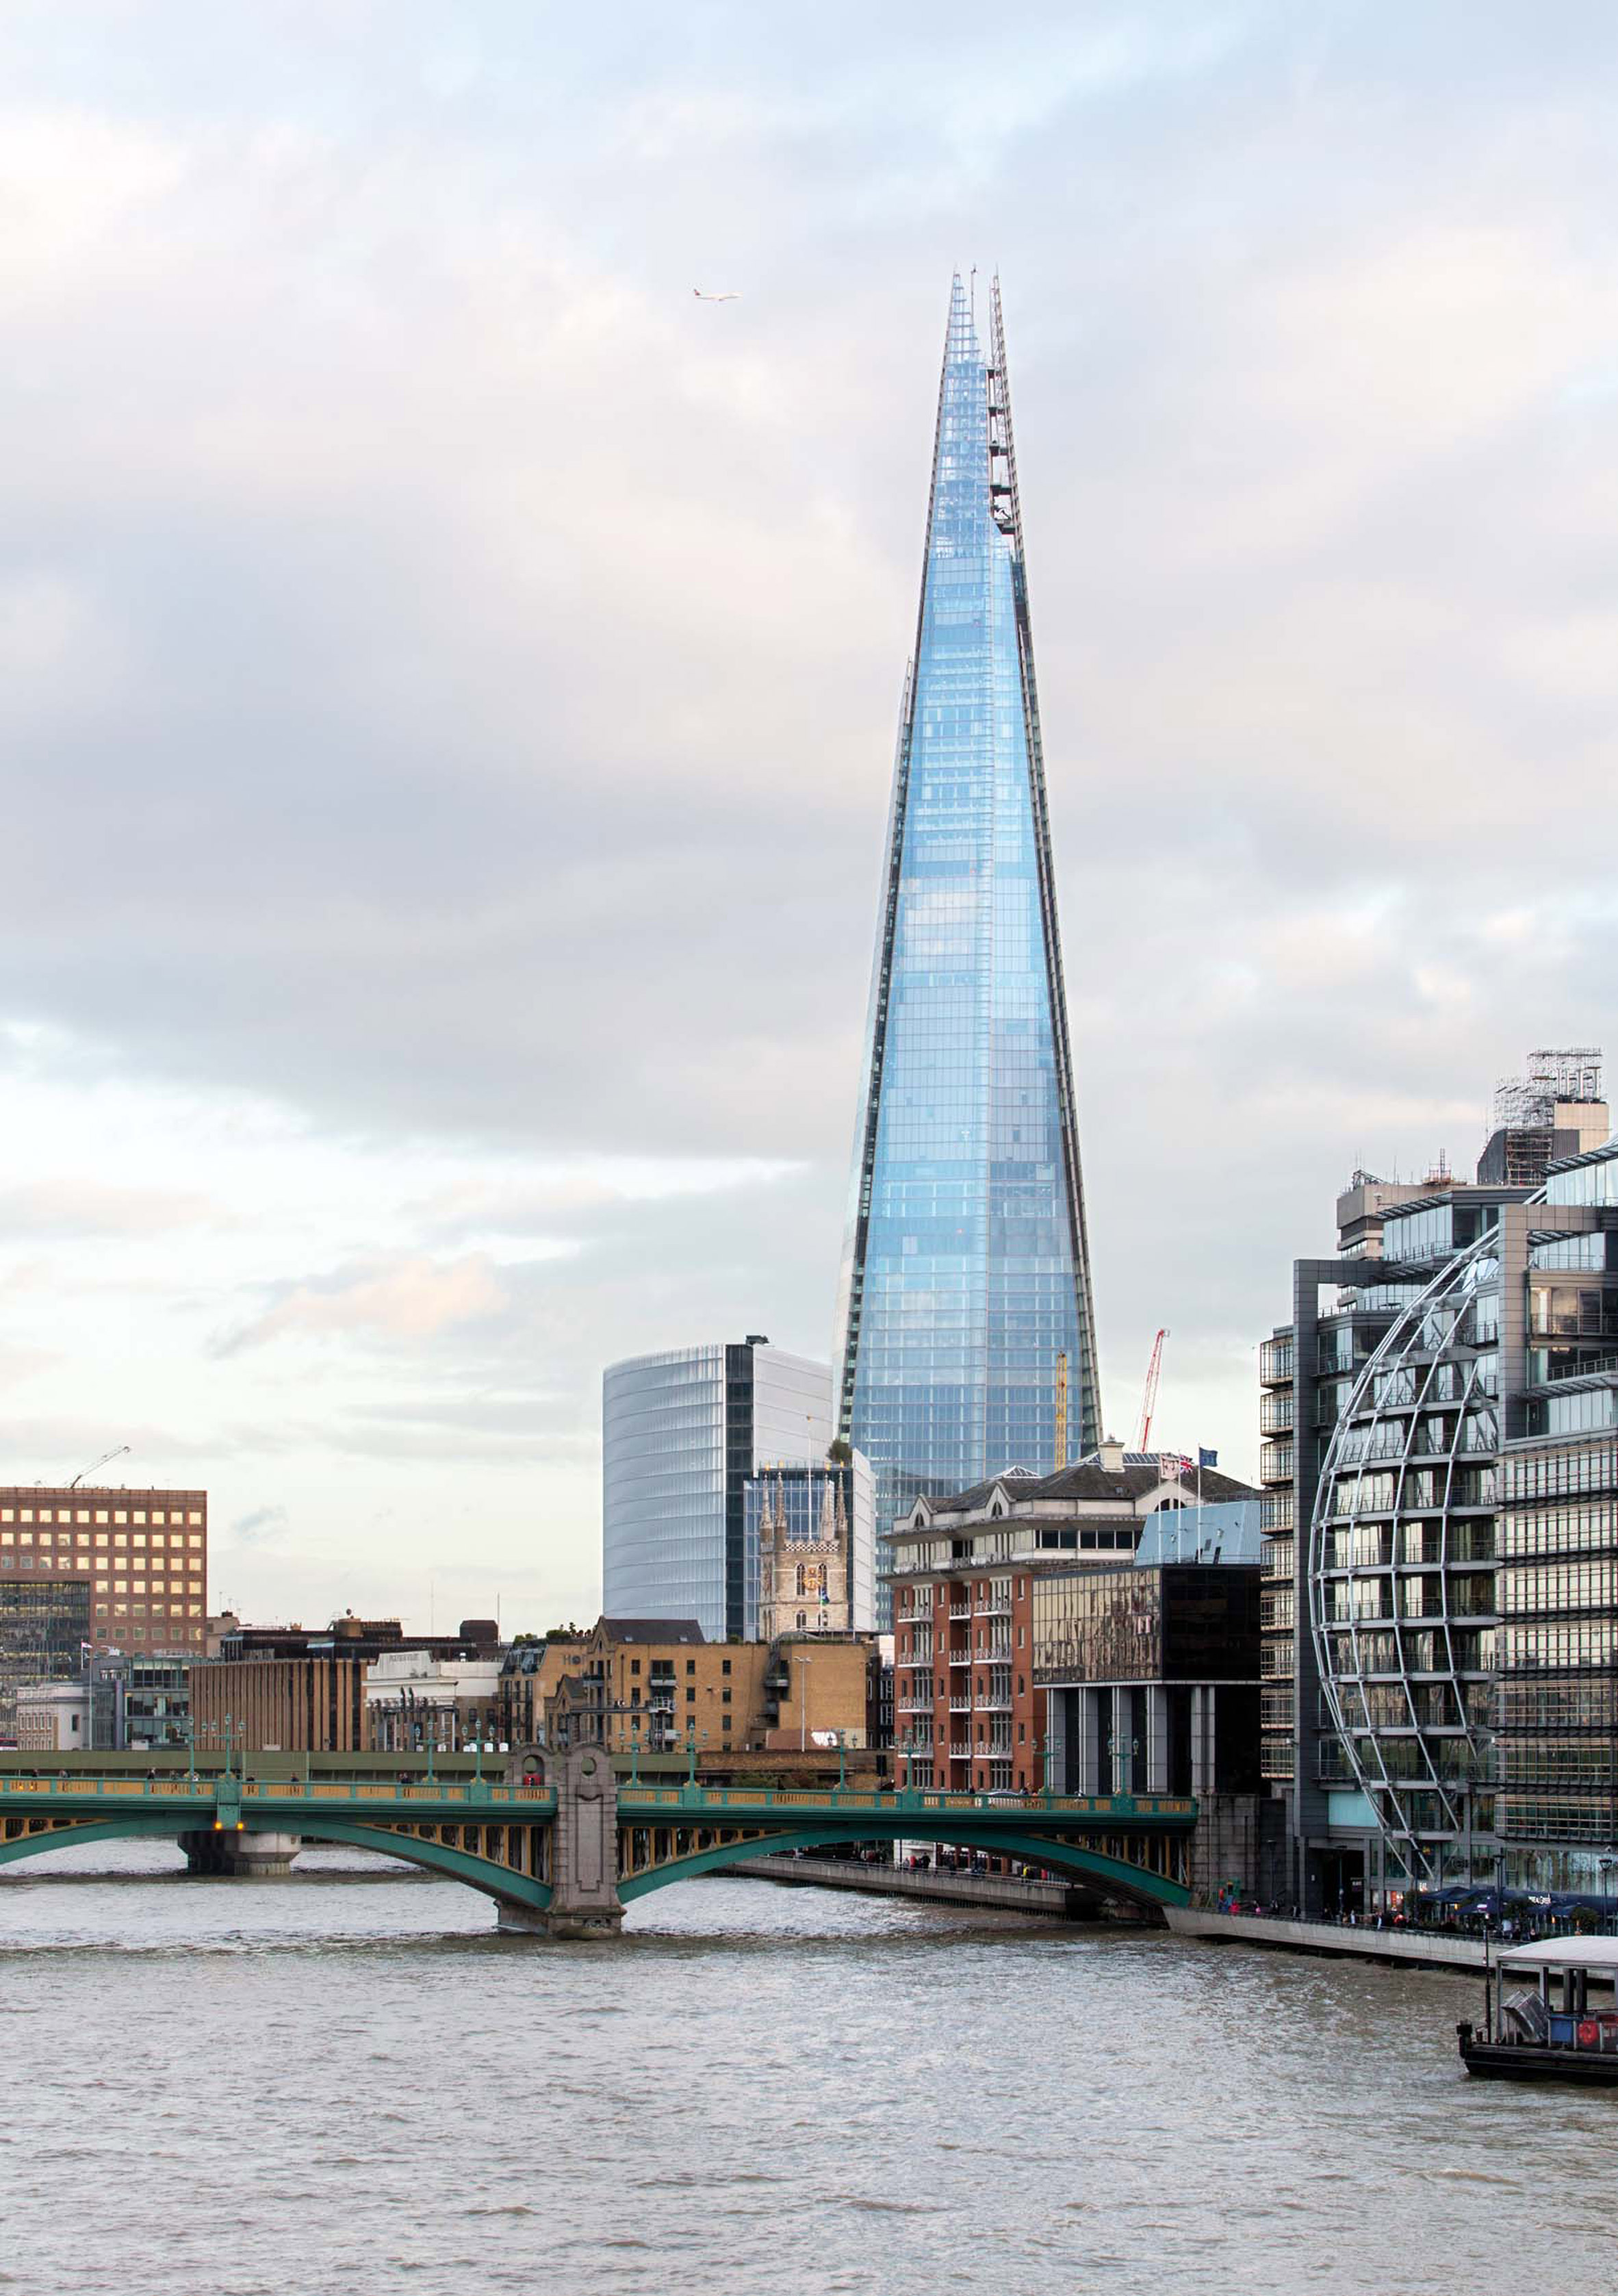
1497,1936 -> 1618,1973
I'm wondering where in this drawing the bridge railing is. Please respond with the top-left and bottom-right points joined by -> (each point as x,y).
0,1775 -> 554,1806
620,1785 -> 1195,1821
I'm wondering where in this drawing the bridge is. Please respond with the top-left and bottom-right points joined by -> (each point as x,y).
0,1749 -> 1196,1937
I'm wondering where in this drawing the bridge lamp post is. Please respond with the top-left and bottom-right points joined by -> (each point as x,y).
1107,1731 -> 1140,1803
684,1726 -> 708,1791
796,1654 -> 812,1752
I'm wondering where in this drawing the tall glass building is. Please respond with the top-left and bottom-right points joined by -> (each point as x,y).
834,275 -> 1100,1582
602,1339 -> 873,1642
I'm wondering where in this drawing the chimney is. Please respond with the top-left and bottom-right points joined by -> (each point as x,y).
1097,1436 -> 1126,1475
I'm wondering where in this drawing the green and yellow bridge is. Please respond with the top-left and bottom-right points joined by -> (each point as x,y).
0,1750 -> 1196,1936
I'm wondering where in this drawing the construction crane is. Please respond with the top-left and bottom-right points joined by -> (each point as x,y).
1054,1352 -> 1068,1470
68,1443 -> 129,1490
1134,1331 -> 1168,1453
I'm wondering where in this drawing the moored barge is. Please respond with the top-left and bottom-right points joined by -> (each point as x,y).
1459,1937 -> 1618,2085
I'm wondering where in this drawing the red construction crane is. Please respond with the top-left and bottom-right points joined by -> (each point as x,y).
1134,1329 -> 1168,1453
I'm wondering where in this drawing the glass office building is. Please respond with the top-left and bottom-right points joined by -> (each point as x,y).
835,275 -> 1099,1577
0,1576 -> 92,1740
602,1339 -> 873,1642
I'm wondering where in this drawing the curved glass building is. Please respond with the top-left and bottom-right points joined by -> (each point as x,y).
834,276 -> 1100,1579
1309,1127 -> 1618,1898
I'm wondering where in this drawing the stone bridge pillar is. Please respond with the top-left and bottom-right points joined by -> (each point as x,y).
178,1773 -> 300,1878
498,1742 -> 624,1939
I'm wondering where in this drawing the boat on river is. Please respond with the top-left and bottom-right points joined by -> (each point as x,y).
1458,1937 -> 1618,2084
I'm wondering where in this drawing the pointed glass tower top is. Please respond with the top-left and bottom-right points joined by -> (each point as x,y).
834,275 -> 1100,1568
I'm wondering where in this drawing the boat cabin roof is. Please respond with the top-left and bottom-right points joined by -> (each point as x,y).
1496,1935 -> 1618,1973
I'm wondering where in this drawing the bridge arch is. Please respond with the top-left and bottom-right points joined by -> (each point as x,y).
0,1813 -> 554,1919
617,1821 -> 1189,1911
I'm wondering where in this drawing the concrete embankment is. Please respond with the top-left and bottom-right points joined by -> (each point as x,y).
725,1853 -> 1083,1918
1166,1906 -> 1489,1972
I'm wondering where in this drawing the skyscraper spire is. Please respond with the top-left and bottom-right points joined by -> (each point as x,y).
834,275 -> 1101,1589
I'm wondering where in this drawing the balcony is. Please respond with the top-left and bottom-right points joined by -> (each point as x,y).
974,1597 -> 1012,1619
948,1603 -> 971,1620
979,1691 -> 1012,1712
947,1648 -> 973,1666
1259,1392 -> 1295,1436
948,1696 -> 974,1714
1260,1442 -> 1295,1487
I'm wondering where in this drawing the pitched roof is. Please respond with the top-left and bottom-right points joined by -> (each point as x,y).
929,1457 -> 1259,1514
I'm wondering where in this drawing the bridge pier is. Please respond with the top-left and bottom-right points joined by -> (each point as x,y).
178,1829 -> 302,1880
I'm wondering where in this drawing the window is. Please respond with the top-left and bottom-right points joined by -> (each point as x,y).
75,1509 -> 88,1524
722,1689 -> 732,1705
686,1687 -> 695,1705
94,1511 -> 108,1525
114,1512 -> 127,1525
721,1658 -> 732,1675
188,1512 -> 202,1525
686,1659 -> 695,1675
630,1659 -> 641,1676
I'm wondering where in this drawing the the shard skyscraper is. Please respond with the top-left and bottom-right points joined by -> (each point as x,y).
834,275 -> 1101,1573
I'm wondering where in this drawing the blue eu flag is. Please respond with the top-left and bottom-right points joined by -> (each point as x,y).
1198,1447 -> 1218,1470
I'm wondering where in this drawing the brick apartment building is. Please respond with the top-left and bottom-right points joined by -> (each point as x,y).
890,1446 -> 1259,1793
526,1617 -> 875,1762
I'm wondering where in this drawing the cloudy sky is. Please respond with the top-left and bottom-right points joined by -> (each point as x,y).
2,2 -> 1615,1632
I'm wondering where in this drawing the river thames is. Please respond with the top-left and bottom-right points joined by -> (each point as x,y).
3,1842 -> 1614,2295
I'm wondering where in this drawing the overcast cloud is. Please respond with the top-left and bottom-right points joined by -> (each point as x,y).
1,2 -> 1615,1631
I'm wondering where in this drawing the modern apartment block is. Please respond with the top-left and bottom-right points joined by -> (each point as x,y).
834,275 -> 1101,1594
0,1483 -> 207,1737
602,1338 -> 873,1641
889,1446 -> 1258,1794
1262,1051 -> 1617,1912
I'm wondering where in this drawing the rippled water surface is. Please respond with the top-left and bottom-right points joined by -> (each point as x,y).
2,1841 -> 1615,2294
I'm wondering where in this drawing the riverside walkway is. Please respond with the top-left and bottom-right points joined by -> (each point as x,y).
1166,1906 -> 1488,1972
726,1852 -> 1081,1917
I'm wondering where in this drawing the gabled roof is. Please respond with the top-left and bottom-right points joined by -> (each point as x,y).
923,1456 -> 1259,1517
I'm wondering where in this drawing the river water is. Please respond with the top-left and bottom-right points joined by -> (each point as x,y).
1,1842 -> 1614,2295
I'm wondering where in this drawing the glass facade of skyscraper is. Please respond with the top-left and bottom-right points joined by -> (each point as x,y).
835,275 -> 1099,1581
602,1340 -> 871,1642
